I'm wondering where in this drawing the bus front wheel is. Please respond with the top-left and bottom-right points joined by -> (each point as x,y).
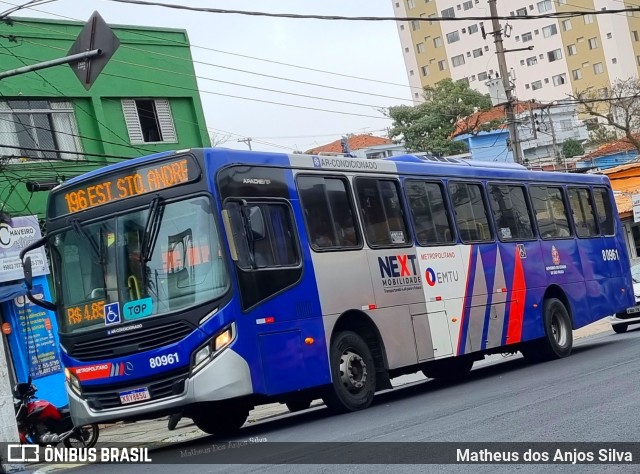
192,403 -> 249,436
522,298 -> 573,362
612,323 -> 628,334
323,331 -> 376,413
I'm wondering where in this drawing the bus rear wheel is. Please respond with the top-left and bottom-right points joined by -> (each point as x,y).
323,331 -> 376,413
192,403 -> 249,436
521,298 -> 573,362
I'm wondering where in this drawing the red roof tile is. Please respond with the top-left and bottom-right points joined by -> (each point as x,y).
452,101 -> 540,137
581,135 -> 640,161
305,134 -> 392,155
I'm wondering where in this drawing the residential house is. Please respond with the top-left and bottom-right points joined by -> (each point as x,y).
0,16 -> 210,219
305,134 -> 405,158
577,137 -> 640,171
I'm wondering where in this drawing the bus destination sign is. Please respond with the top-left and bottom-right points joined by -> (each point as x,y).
55,155 -> 200,215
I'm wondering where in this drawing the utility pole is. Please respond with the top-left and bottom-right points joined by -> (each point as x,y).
488,0 -> 523,165
238,137 -> 253,151
545,105 -> 562,170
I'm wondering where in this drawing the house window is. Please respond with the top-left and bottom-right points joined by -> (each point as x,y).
421,65 -> 430,76
438,60 -> 448,71
452,54 -> 465,67
526,56 -> 537,66
411,20 -> 421,31
612,57 -> 617,64
593,62 -> 604,74
547,49 -> 562,62
531,80 -> 543,90
567,44 -> 577,56
607,32 -> 612,39
552,73 -> 567,86
417,42 -> 425,53
522,32 -> 533,42
542,24 -> 558,37
516,7 -> 527,15
562,19 -> 572,31
441,7 -> 455,18
122,99 -> 177,144
468,24 -> 479,34
584,14 -> 594,24
537,0 -> 551,13
588,37 -> 598,49
0,100 -> 82,160
446,31 -> 460,43
559,119 -> 573,131
572,69 -> 583,80
407,0 -> 415,8
478,71 -> 488,81
473,48 -> 483,58
463,1 -> 473,10
634,30 -> 639,42
433,36 -> 443,48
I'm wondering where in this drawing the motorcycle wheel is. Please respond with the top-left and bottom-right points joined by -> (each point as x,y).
64,424 -> 99,448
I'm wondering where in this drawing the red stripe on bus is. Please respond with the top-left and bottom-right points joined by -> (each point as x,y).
506,252 -> 526,343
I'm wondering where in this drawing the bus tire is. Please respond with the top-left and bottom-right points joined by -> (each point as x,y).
192,403 -> 249,436
322,331 -> 376,413
522,298 -> 572,361
422,357 -> 474,381
286,398 -> 312,413
612,323 -> 628,334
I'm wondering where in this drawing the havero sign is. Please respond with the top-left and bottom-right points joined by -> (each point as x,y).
0,215 -> 49,283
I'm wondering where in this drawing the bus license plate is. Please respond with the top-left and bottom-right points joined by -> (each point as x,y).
119,387 -> 150,405
627,306 -> 640,314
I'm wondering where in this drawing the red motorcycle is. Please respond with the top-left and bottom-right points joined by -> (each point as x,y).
13,377 -> 99,447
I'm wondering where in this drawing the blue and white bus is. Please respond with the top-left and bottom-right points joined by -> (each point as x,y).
21,148 -> 634,434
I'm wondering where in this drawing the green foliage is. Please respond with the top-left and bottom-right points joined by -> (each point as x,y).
585,125 -> 618,148
387,79 -> 494,156
561,138 -> 584,158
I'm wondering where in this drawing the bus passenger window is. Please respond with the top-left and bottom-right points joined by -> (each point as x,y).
529,186 -> 572,238
448,182 -> 493,243
355,178 -> 410,247
568,188 -> 599,238
297,176 -> 361,250
405,181 -> 455,245
593,187 -> 615,236
488,184 -> 535,241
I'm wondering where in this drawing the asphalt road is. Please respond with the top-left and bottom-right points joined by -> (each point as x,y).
40,326 -> 640,474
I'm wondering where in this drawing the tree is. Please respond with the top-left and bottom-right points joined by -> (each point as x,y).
571,78 -> 640,154
387,79 -> 494,156
561,138 -> 584,158
585,124 -> 618,148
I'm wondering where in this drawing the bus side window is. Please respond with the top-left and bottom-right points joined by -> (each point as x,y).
355,178 -> 410,247
297,175 -> 361,250
593,187 -> 615,236
488,184 -> 535,241
568,188 -> 599,238
530,185 -> 572,239
448,182 -> 493,243
405,180 -> 455,245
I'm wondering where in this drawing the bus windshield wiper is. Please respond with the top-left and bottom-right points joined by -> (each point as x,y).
71,219 -> 102,263
140,197 -> 165,264
240,204 -> 257,269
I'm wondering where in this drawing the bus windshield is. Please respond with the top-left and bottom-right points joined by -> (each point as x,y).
50,196 -> 229,333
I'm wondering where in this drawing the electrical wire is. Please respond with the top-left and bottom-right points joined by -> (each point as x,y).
104,0 -> 640,22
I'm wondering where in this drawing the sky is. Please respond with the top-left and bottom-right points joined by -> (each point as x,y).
1,0 -> 414,153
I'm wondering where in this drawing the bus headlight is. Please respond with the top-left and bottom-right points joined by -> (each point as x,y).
65,368 -> 81,396
191,323 -> 235,374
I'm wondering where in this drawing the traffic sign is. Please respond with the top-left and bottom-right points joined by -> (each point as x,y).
67,11 -> 120,90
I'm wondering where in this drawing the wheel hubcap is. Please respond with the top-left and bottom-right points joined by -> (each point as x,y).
339,350 -> 367,393
551,311 -> 567,347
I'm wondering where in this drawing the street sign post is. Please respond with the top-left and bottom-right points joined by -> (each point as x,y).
67,11 -> 120,90
633,194 -> 640,223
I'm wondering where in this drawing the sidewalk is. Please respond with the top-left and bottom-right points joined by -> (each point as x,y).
92,317 -> 614,447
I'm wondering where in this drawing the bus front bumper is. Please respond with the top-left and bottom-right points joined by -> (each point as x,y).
68,348 -> 253,427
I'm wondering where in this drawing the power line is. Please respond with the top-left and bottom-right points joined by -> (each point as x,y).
0,0 -> 56,19
0,2 -> 423,93
0,143 -> 135,160
104,0 -> 640,22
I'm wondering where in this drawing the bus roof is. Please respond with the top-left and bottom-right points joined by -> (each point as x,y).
59,147 -> 610,191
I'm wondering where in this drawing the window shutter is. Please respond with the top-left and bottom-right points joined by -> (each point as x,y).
154,99 -> 177,143
121,99 -> 144,144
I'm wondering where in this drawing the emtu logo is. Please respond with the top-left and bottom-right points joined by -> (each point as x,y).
425,268 -> 437,287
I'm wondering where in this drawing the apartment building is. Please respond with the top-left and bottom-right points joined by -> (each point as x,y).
394,0 -> 640,104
